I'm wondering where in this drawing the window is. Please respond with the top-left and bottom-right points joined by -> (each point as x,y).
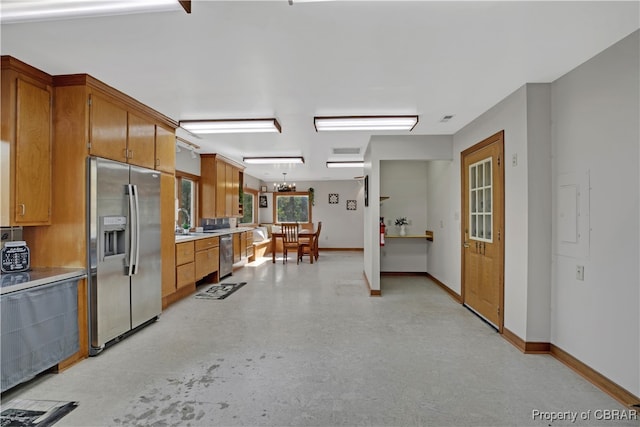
175,172 -> 199,228
240,188 -> 257,225
469,157 -> 492,242
274,192 -> 311,223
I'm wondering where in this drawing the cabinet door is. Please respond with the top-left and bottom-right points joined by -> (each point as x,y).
176,262 -> 195,289
89,93 -> 127,161
215,160 -> 226,218
225,163 -> 233,217
155,125 -> 175,174
200,156 -> 216,218
195,249 -> 210,280
231,167 -> 240,217
15,78 -> 51,224
233,233 -> 241,263
240,231 -> 247,258
127,112 -> 155,169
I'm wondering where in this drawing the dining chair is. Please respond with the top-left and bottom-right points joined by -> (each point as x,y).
299,221 -> 321,263
281,222 -> 302,264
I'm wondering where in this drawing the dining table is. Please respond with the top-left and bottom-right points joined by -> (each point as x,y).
271,228 -> 317,264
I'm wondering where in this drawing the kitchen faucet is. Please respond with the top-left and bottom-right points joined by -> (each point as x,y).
177,208 -> 190,232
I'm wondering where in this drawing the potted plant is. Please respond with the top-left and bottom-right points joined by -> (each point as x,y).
395,217 -> 408,236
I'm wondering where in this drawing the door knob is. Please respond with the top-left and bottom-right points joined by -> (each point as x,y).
463,241 -> 470,248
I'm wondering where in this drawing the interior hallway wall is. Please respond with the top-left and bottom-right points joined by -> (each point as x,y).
550,30 -> 639,397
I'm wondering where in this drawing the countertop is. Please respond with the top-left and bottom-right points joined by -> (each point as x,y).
175,227 -> 255,243
1,267 -> 87,295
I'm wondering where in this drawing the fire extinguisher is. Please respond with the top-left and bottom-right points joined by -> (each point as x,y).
380,217 -> 386,246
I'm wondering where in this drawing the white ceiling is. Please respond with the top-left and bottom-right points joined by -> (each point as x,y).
1,1 -> 638,182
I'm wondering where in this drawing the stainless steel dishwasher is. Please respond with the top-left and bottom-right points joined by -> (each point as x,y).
219,234 -> 233,279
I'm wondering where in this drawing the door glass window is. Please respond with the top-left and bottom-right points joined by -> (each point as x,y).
469,158 -> 492,242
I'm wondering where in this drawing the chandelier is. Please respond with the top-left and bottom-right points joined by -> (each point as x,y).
274,172 -> 296,192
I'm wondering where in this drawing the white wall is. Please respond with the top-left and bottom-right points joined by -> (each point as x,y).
258,179 -> 364,249
175,149 -> 200,175
426,160 -> 455,284
550,30 -> 639,396
380,161 -> 428,272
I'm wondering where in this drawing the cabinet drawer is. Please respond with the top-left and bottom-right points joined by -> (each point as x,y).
175,241 -> 195,266
195,247 -> 220,280
195,236 -> 219,252
176,262 -> 195,289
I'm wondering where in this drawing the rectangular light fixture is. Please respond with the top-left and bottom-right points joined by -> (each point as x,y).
314,115 -> 418,132
180,118 -> 282,134
326,161 -> 364,168
1,0 -> 181,23
243,156 -> 304,164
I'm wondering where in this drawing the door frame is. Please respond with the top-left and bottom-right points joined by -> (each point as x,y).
460,130 -> 505,332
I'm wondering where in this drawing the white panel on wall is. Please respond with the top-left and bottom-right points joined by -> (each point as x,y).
558,184 -> 578,243
556,171 -> 590,258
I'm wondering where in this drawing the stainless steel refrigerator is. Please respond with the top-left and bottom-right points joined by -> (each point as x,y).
87,157 -> 162,355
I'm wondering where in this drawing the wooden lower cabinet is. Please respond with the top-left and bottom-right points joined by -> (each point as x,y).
174,241 -> 195,292
233,233 -> 241,263
195,237 -> 219,282
176,262 -> 195,289
245,231 -> 254,260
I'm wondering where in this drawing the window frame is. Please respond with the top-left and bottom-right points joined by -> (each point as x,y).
273,191 -> 313,225
175,170 -> 199,229
239,187 -> 258,226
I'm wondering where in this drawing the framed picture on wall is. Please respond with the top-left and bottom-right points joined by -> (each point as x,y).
260,185 -> 267,192
364,175 -> 369,207
259,195 -> 268,208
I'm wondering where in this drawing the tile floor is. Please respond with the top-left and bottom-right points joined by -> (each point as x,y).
2,252 -> 637,426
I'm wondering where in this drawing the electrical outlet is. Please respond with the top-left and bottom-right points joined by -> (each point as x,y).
512,153 -> 518,167
407,219 -> 412,225
576,265 -> 584,281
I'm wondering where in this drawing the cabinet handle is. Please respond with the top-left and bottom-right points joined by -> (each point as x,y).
123,148 -> 128,159
128,149 -> 133,159
18,204 -> 25,216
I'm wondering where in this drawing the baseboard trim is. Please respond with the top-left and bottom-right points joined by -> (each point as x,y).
320,247 -> 364,251
501,328 -> 639,407
363,271 -> 381,296
425,273 -> 463,303
381,271 -> 428,276
550,344 -> 640,408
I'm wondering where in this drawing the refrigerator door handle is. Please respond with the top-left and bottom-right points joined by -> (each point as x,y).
127,184 -> 137,276
132,184 -> 141,275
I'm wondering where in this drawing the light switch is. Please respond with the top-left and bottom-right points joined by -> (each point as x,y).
512,154 -> 518,167
576,265 -> 584,281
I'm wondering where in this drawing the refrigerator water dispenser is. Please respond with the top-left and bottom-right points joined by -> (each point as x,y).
100,216 -> 127,260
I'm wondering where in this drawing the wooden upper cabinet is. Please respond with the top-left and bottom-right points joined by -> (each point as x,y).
89,93 -> 127,162
231,167 -> 240,217
1,57 -> 53,226
200,155 -> 216,218
14,79 -> 52,224
127,112 -> 155,169
155,125 -> 175,174
199,154 -> 244,220
216,159 -> 227,218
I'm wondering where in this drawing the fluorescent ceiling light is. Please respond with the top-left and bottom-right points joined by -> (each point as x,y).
180,118 -> 281,134
314,116 -> 418,132
244,156 -> 304,165
326,161 -> 364,168
1,0 -> 181,24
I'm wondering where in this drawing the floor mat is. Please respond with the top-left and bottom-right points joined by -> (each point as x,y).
0,399 -> 78,427
195,282 -> 247,300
